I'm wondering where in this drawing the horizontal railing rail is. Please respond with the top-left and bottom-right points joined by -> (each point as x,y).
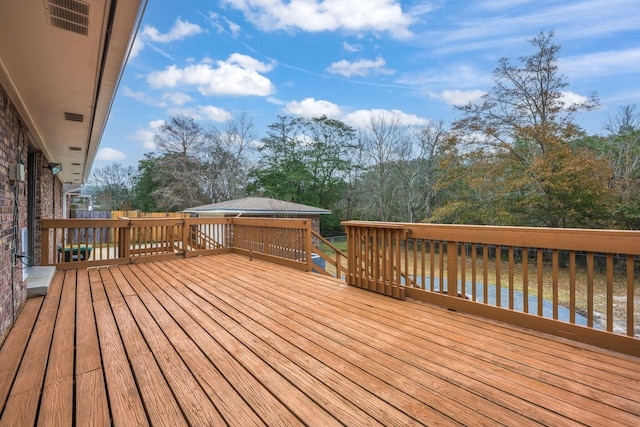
342,221 -> 640,356
41,217 -> 323,272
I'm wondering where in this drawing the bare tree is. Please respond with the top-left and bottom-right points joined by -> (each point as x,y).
404,120 -> 448,221
601,104 -> 640,228
203,113 -> 257,202
89,163 -> 135,210
354,112 -> 415,221
152,115 -> 209,211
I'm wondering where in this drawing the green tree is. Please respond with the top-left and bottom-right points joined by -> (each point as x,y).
250,115 -> 357,233
436,31 -> 612,227
131,153 -> 160,212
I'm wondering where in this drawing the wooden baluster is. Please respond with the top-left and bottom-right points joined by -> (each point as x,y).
447,241 -> 458,297
537,249 -> 544,316
627,256 -> 635,337
522,248 -> 529,313
460,243 -> 466,298
570,251 -> 576,324
508,247 -> 514,309
439,241 -> 445,294
430,241 -> 435,292
471,243 -> 477,302
420,240 -> 426,290
483,245 -> 489,304
606,254 -> 614,332
495,245 -> 501,308
587,252 -> 594,328
552,249 -> 559,320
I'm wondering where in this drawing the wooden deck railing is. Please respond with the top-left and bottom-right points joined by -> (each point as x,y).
311,230 -> 347,278
343,221 -> 640,356
41,217 -> 322,273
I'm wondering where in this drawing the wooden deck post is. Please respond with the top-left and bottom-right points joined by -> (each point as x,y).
304,220 -> 313,272
117,219 -> 131,259
41,225 -> 50,266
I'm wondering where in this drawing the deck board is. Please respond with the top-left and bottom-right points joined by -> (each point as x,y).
1,253 -> 640,426
0,296 -> 43,409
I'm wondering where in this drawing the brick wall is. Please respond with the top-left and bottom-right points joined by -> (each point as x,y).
0,84 -> 28,345
33,151 -> 62,265
0,84 -> 62,346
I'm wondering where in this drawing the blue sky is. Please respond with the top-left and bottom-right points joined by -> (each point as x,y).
96,0 -> 640,167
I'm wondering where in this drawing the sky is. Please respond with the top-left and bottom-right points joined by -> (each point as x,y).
96,0 -> 640,167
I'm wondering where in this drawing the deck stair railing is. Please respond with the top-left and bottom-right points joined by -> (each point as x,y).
343,221 -> 640,356
310,230 -> 347,278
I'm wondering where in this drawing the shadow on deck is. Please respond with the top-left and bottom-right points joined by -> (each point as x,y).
1,254 -> 639,426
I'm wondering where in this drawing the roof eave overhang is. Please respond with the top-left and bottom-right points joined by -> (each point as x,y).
0,0 -> 147,184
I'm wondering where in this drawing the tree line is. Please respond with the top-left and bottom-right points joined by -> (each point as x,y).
90,32 -> 640,233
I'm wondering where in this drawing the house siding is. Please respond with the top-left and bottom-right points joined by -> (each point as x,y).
0,83 -> 62,346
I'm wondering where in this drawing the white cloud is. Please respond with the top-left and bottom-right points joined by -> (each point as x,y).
221,0 -> 414,38
130,37 -> 145,59
141,18 -> 205,43
123,86 -> 167,107
167,106 -> 233,122
147,54 -> 275,97
559,91 -> 589,108
343,109 -> 429,129
343,41 -> 362,52
162,92 -> 194,106
560,48 -> 640,79
285,98 -> 341,117
132,120 -> 165,150
327,56 -> 394,78
131,18 -> 205,59
435,89 -> 486,106
96,147 -> 126,162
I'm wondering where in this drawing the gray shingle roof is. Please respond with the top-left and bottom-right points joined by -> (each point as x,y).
184,197 -> 331,215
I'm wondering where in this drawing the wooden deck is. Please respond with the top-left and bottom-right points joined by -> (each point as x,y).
1,254 -> 640,426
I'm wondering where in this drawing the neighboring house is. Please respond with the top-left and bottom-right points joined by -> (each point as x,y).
0,0 -> 146,345
185,197 -> 331,236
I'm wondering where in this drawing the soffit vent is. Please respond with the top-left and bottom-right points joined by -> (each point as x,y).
47,0 -> 90,36
64,112 -> 84,122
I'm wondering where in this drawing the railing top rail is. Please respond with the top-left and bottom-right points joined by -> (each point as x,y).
41,218 -> 130,227
232,217 -> 312,228
341,221 -> 640,255
341,221 -> 409,230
